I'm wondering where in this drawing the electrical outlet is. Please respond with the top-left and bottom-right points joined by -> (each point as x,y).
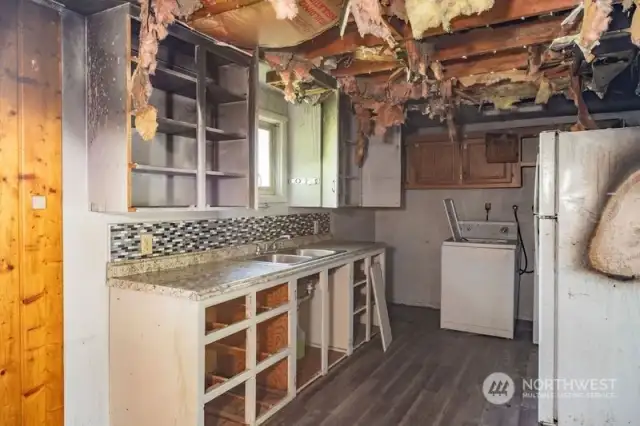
140,233 -> 153,255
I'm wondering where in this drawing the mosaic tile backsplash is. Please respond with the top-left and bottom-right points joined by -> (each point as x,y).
110,213 -> 331,262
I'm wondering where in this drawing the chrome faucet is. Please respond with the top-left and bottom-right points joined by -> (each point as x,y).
254,235 -> 292,255
268,235 -> 291,252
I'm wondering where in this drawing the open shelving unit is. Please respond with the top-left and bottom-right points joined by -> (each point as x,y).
87,4 -> 257,213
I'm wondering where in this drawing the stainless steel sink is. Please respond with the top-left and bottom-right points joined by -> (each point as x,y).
251,254 -> 312,264
279,248 -> 343,257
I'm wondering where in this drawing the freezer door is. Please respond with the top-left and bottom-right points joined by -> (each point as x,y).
555,128 -> 640,425
537,131 -> 557,217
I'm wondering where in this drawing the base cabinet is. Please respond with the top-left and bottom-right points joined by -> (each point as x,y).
109,250 -> 385,426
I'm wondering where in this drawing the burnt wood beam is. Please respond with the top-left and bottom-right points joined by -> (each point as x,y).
331,60 -> 401,77
443,50 -> 530,78
298,0 -> 581,59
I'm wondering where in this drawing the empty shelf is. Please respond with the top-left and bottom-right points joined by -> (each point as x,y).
131,116 -> 246,142
129,205 -> 197,212
206,171 -> 246,178
206,127 -> 246,141
130,164 -> 197,175
131,57 -> 246,103
207,82 -> 245,104
132,58 -> 197,99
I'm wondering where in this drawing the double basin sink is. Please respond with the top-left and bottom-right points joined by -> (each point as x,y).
250,248 -> 345,266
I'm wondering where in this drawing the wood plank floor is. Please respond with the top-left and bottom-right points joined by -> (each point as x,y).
266,306 -> 538,426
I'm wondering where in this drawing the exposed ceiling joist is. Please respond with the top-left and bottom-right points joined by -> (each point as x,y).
419,0 -> 581,38
432,15 -> 567,62
443,50 -> 530,78
331,60 -> 400,77
298,0 -> 581,59
300,23 -> 384,59
190,0 -> 262,19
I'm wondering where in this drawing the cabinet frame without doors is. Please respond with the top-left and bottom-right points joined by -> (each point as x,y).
109,250 -> 386,426
87,4 -> 257,212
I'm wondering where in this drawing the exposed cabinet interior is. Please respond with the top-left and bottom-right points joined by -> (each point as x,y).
87,5 -> 256,212
205,329 -> 249,391
296,273 -> 323,389
406,133 -> 522,189
255,359 -> 288,418
205,295 -> 247,334
204,380 -> 247,425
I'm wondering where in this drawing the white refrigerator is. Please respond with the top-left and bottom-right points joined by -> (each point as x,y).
535,128 -> 640,426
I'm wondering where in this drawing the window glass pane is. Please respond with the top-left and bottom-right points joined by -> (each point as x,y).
258,126 -> 272,188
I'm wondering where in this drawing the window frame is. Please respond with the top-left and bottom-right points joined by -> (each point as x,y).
257,110 -> 288,204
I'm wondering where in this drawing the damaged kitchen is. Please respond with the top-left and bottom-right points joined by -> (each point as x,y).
3,0 -> 640,425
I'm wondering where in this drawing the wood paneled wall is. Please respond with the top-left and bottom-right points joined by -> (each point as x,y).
0,1 -> 64,425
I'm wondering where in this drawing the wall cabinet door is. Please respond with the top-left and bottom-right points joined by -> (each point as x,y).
288,102 -> 322,207
321,92 -> 340,208
290,93 -> 402,208
461,138 -> 514,185
406,140 -> 460,187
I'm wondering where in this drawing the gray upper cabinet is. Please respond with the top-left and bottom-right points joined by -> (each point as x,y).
87,4 -> 257,212
288,91 -> 401,208
288,102 -> 322,207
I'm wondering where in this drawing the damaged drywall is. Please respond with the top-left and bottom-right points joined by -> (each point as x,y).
267,0 -> 299,19
346,0 -> 397,47
405,0 -> 494,38
190,0 -> 341,48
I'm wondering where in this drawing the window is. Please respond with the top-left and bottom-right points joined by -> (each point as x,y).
258,122 -> 276,195
257,111 -> 287,203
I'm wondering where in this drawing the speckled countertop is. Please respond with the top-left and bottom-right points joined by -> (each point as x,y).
107,239 -> 385,301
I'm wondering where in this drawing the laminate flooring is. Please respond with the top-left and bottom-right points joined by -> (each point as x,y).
266,306 -> 538,426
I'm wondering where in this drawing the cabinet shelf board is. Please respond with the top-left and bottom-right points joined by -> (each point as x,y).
206,171 -> 246,178
130,163 -> 197,175
353,279 -> 367,287
132,57 -> 197,99
131,56 -> 246,104
131,116 -> 246,142
129,205 -> 196,212
353,305 -> 367,315
207,82 -> 246,104
205,127 -> 246,141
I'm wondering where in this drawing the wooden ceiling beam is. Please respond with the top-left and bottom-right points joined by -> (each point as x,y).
331,60 -> 401,77
189,0 -> 262,19
420,0 -> 581,38
432,15 -> 566,62
335,49 -> 531,80
299,24 -> 384,59
443,50 -> 530,79
298,0 -> 580,59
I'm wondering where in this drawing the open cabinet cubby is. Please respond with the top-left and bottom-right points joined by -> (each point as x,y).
88,4 -> 256,212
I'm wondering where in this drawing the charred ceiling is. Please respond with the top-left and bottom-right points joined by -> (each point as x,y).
88,0 -> 640,152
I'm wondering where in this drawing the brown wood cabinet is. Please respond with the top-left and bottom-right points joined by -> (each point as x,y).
406,134 -> 522,189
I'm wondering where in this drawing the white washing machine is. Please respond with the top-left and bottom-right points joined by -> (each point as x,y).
440,229 -> 519,339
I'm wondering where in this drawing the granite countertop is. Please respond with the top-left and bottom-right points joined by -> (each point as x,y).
107,240 -> 385,301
